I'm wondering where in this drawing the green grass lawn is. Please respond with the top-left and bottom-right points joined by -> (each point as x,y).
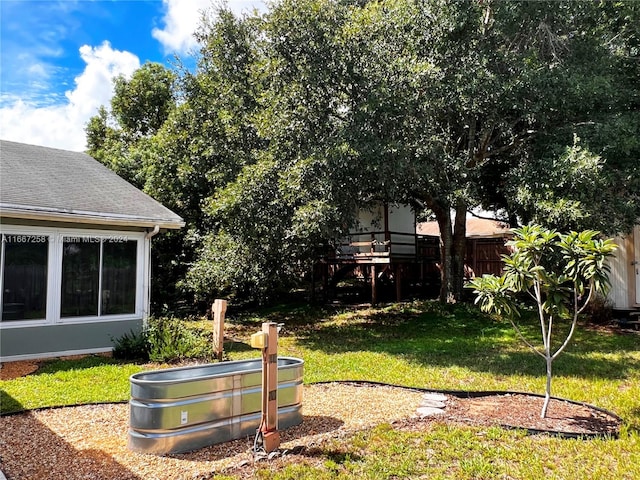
2,300 -> 639,479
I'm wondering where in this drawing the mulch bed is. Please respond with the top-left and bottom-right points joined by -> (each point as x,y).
436,392 -> 620,436
0,361 -> 39,380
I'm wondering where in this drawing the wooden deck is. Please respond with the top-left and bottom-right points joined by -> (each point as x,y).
320,232 -> 440,303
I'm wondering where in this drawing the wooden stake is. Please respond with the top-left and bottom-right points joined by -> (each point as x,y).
371,264 -> 378,305
212,299 -> 227,361
261,322 -> 280,452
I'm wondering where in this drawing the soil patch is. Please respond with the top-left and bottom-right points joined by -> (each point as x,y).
0,361 -> 39,380
440,392 -> 620,436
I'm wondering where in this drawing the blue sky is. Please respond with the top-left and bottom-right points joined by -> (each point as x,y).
1,0 -> 265,151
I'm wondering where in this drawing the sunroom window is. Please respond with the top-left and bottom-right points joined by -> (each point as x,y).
61,237 -> 137,318
1,235 -> 48,321
102,240 -> 137,315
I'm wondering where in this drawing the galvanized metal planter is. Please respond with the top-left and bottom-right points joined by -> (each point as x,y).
128,356 -> 304,454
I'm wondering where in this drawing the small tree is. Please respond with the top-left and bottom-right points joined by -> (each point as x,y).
468,225 -> 617,418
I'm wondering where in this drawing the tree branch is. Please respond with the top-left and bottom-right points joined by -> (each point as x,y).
552,280 -> 593,361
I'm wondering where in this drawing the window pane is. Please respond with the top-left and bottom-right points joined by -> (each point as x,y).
61,239 -> 99,317
102,240 -> 137,315
1,235 -> 48,321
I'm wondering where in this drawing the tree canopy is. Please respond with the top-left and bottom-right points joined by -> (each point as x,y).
86,0 -> 640,308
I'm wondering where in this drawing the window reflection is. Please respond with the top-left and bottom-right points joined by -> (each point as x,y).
61,239 -> 99,317
61,237 -> 137,317
102,240 -> 137,315
1,236 -> 48,321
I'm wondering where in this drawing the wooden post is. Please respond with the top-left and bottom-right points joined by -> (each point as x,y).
395,264 -> 403,302
212,299 -> 227,361
371,264 -> 378,304
262,322 -> 280,452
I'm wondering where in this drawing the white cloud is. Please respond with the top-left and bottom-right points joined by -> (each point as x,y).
0,1 -> 268,152
69,43 -> 140,119
0,42 -> 140,151
152,0 -> 267,54
152,0 -> 212,54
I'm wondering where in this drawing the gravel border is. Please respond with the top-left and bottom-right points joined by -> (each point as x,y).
0,383 -> 425,480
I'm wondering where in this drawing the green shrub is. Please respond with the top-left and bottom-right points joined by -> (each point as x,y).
111,317 -> 212,363
111,328 -> 149,361
146,317 -> 212,363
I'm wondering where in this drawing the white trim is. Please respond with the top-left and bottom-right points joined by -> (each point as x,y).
0,225 -> 147,328
0,204 -> 184,229
0,347 -> 113,363
0,319 -> 49,329
138,236 -> 147,320
0,225 -> 146,239
0,315 -> 141,329
57,314 -> 143,325
143,235 -> 151,324
49,232 -> 62,322
98,240 -> 104,316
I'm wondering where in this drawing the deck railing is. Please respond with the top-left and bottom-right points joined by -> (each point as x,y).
332,231 -> 418,259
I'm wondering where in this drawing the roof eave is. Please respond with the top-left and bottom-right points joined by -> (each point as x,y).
0,205 -> 185,230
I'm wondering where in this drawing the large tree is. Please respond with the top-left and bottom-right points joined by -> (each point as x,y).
86,62 -> 176,188
185,2 -> 359,302
201,0 -> 639,303
86,0 -> 639,307
500,1 -> 640,234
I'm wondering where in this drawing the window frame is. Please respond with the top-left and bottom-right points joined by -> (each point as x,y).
0,225 -> 145,329
0,232 -> 49,323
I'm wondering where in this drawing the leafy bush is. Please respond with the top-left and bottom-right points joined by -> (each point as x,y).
146,317 -> 212,363
111,317 -> 212,363
112,329 -> 149,361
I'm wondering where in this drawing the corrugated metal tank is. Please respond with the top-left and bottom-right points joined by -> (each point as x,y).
128,357 -> 304,454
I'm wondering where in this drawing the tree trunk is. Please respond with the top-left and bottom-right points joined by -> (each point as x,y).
429,197 -> 468,303
541,354 -> 553,418
451,201 -> 467,300
437,211 -> 454,303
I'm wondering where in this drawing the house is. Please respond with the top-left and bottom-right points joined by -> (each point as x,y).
416,217 -> 512,277
0,140 -> 184,361
607,226 -> 640,314
321,202 -> 427,303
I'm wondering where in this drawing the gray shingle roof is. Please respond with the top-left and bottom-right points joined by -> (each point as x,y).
0,140 -> 184,229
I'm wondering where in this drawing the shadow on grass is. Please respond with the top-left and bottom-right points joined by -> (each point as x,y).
624,407 -> 640,433
0,388 -> 23,415
34,354 -> 128,376
288,302 -> 640,381
223,339 -> 255,353
301,446 -> 363,464
230,301 -> 346,328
